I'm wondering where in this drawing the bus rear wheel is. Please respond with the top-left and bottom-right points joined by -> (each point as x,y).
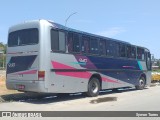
135,76 -> 146,90
86,77 -> 100,97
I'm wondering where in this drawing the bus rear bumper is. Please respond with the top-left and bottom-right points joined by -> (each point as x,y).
6,80 -> 48,93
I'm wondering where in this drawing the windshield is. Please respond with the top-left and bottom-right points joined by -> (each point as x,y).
8,28 -> 39,47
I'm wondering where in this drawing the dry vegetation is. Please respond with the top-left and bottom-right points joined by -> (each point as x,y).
0,71 -> 54,102
0,70 -> 20,95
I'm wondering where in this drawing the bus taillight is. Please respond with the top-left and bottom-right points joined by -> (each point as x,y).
38,71 -> 45,80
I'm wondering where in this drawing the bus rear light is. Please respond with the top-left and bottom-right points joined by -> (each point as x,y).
38,71 -> 45,80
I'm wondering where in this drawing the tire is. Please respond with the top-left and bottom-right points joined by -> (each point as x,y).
135,76 -> 146,90
86,77 -> 100,97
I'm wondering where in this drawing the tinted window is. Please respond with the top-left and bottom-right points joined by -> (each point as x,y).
119,44 -> 126,57
8,28 -> 38,47
131,46 -> 136,58
73,33 -> 80,53
106,41 -> 119,57
126,45 -> 132,58
51,29 -> 65,51
99,39 -> 106,56
59,32 -> 65,51
81,36 -> 90,54
68,32 -> 73,52
51,30 -> 59,50
90,38 -> 98,54
137,47 -> 145,60
51,30 -> 65,51
126,45 -> 136,59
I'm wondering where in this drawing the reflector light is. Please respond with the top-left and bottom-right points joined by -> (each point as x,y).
38,71 -> 45,80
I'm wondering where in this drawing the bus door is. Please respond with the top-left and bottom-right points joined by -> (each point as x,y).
145,51 -> 151,71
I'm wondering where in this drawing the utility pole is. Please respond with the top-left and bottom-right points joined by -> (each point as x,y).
65,12 -> 77,27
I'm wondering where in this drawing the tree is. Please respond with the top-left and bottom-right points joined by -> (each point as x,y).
0,42 -> 6,69
0,42 -> 4,47
157,60 -> 160,68
0,42 -> 6,53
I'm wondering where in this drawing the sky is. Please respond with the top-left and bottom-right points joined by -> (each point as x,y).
0,0 -> 160,58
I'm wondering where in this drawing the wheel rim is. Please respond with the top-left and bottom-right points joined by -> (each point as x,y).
139,79 -> 145,86
91,81 -> 99,94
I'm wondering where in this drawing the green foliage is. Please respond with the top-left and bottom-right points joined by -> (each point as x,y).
0,42 -> 6,69
157,61 -> 160,67
0,43 -> 6,54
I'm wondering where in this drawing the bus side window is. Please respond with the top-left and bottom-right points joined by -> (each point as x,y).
126,45 -> 136,59
119,44 -> 126,57
99,39 -> 106,56
73,33 -> 80,53
126,45 -> 131,58
114,42 -> 119,57
51,30 -> 59,51
106,40 -> 113,57
51,29 -> 65,52
106,41 -> 119,57
131,46 -> 136,59
67,32 -> 73,53
90,38 -> 98,55
59,31 -> 65,51
137,47 -> 145,60
81,36 -> 90,54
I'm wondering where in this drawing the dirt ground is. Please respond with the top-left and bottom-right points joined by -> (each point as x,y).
0,70 -> 20,95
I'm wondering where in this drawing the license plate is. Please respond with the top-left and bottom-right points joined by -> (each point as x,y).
17,85 -> 25,90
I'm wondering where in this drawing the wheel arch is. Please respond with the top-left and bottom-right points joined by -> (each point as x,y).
89,73 -> 102,89
135,73 -> 147,90
140,73 -> 146,84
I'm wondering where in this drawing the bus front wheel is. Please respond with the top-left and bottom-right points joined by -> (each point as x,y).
86,77 -> 100,97
135,76 -> 146,90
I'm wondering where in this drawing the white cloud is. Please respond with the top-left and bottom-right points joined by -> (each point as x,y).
96,27 -> 126,37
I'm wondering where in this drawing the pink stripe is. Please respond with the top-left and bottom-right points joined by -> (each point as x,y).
52,61 -> 75,69
13,70 -> 37,75
55,71 -> 91,79
102,77 -> 121,84
52,61 -> 92,79
51,61 -> 120,84
122,66 -> 135,68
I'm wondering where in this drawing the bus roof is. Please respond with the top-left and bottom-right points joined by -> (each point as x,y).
49,21 -> 131,45
8,19 -> 149,51
51,21 -> 150,51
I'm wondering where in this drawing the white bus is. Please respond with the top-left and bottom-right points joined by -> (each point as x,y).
6,20 -> 151,97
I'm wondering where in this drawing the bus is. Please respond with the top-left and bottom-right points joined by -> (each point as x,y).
6,19 -> 152,97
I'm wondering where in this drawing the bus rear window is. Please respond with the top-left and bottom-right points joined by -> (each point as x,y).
8,28 -> 38,47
